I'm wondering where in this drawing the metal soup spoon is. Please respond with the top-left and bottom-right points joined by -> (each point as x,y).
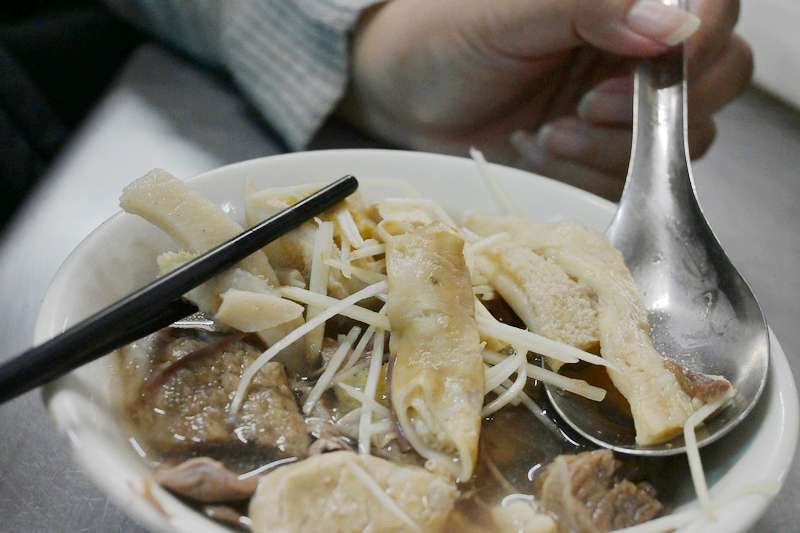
545,7 -> 770,456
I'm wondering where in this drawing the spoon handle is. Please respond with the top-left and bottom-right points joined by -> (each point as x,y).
630,40 -> 689,198
605,0 -> 702,268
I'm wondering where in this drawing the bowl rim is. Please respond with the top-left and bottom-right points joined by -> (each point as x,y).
36,149 -> 799,533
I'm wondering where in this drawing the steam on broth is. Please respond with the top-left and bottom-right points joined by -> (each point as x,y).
110,168 -> 735,533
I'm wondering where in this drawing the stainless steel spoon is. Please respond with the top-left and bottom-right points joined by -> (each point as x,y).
545,4 -> 770,456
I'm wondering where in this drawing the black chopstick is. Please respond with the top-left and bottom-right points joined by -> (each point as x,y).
0,175 -> 358,404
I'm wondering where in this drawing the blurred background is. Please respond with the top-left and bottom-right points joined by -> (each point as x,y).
0,1 -> 141,229
738,0 -> 800,109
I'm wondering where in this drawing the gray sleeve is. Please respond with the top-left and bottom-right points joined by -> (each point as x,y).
104,0 -> 383,150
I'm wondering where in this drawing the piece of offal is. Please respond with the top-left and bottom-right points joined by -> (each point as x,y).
474,240 -> 600,368
385,222 -> 484,481
120,169 -> 304,342
248,450 -> 458,533
466,214 -> 697,446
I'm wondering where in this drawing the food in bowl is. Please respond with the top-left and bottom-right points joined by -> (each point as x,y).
107,166 -> 739,533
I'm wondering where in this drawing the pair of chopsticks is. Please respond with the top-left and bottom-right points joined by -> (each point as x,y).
0,175 -> 359,404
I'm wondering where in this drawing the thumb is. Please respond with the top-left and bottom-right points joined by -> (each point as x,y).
576,0 -> 701,55
496,0 -> 700,58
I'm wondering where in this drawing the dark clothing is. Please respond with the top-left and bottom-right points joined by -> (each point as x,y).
0,2 -> 141,230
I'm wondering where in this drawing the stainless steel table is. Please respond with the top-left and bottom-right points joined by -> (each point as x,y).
1,44 -> 798,532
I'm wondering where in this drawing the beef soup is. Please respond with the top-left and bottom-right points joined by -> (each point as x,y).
108,169 -> 736,533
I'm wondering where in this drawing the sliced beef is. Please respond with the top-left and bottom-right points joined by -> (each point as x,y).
153,457 -> 261,502
664,358 -> 732,402
534,449 -> 662,533
123,331 -> 310,465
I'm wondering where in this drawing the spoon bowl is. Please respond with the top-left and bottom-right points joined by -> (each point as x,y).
545,6 -> 770,456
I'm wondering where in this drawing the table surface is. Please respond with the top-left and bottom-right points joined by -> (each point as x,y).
1,44 -> 798,532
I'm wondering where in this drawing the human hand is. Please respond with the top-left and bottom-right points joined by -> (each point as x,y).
337,0 -> 752,199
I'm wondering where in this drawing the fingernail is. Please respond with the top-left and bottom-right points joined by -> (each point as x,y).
626,0 -> 701,46
510,129 -> 550,167
577,90 -> 633,123
576,92 -> 597,120
536,121 -> 591,160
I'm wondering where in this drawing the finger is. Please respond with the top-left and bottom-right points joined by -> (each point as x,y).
687,34 -> 753,123
511,144 -> 627,201
577,76 -> 635,125
573,0 -> 701,54
684,0 -> 741,79
512,109 -> 717,179
478,0 -> 701,61
575,34 -> 751,127
687,116 -> 717,160
513,117 -> 634,179
511,116 -> 712,202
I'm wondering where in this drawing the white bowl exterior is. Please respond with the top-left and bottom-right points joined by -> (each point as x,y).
35,149 -> 799,533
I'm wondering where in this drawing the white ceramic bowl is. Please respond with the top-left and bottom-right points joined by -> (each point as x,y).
37,149 -> 799,533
